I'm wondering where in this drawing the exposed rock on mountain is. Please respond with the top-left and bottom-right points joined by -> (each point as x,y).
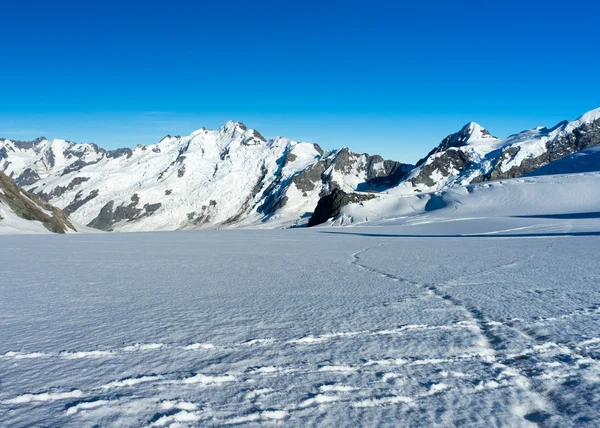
395,108 -> 600,194
2,107 -> 598,232
308,188 -> 377,227
0,122 -> 410,231
0,170 -> 76,233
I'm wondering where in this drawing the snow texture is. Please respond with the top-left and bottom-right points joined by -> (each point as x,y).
1,171 -> 600,426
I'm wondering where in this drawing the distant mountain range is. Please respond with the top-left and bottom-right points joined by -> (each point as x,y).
1,107 -> 598,232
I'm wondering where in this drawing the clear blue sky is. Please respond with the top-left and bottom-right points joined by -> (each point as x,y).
1,0 -> 599,163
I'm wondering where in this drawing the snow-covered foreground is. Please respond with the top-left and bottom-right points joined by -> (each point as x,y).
1,210 -> 600,427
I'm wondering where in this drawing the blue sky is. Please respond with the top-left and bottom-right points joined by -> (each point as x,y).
1,0 -> 599,163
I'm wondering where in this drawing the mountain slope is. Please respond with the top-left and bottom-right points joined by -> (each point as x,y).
0,122 -> 411,231
0,171 -> 76,234
393,107 -> 600,194
525,145 -> 600,177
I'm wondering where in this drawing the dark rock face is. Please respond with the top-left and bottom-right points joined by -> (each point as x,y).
36,177 -> 91,202
362,161 -> 409,189
87,200 -> 116,230
63,189 -> 99,215
481,118 -> 600,182
241,130 -> 267,145
289,148 -> 410,196
332,149 -> 412,191
44,148 -> 56,168
257,148 -> 411,221
332,148 -> 355,174
61,160 -> 99,176
292,160 -> 329,192
69,176 -> 91,189
285,152 -> 298,163
252,164 -> 269,197
86,194 -> 162,231
191,200 -> 217,226
256,150 -> 300,217
15,168 -> 41,186
144,203 -> 161,214
0,170 -> 75,233
362,158 -> 412,190
9,137 -> 47,151
106,148 -> 133,159
412,149 -> 471,187
308,188 -> 376,227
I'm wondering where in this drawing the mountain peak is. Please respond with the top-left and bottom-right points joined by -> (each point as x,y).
459,122 -> 494,140
222,120 -> 248,133
437,122 -> 495,151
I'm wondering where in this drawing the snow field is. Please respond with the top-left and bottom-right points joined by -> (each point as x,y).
1,210 -> 600,426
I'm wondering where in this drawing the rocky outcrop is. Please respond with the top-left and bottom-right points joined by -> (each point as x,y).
0,170 -> 76,233
106,148 -> 133,159
36,177 -> 91,202
411,149 -> 471,188
483,117 -> 600,181
333,149 -> 411,190
15,168 -> 41,186
86,194 -> 162,231
308,188 -> 376,227
290,148 -> 411,196
63,189 -> 99,215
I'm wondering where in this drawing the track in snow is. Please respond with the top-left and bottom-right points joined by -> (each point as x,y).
1,216 -> 600,426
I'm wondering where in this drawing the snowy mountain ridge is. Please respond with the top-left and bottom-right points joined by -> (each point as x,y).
1,107 -> 599,232
0,121 -> 411,231
400,107 -> 600,195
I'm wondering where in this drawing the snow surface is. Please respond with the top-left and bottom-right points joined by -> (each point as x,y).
1,171 -> 600,426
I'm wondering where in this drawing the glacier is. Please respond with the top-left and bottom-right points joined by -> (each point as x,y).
1,171 -> 600,427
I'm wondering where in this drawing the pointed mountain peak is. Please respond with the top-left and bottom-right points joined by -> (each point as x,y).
415,122 -> 497,167
437,122 -> 496,152
221,120 -> 247,133
459,122 -> 494,140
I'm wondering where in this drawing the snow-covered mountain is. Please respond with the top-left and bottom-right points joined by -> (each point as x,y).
0,170 -> 76,234
305,107 -> 600,226
2,107 -> 599,232
394,107 -> 600,194
0,121 -> 411,231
